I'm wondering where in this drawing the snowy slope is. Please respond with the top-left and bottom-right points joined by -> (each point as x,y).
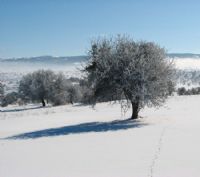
0,95 -> 200,177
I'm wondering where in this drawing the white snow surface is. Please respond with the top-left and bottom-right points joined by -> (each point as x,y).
0,95 -> 200,177
174,57 -> 200,70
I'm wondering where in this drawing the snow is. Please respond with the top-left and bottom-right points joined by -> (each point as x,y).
0,95 -> 200,177
174,57 -> 200,70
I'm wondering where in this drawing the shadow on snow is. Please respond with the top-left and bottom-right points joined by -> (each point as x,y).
0,105 -> 50,113
6,119 -> 147,140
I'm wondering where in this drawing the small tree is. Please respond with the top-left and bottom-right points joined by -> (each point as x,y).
85,36 -> 175,119
66,84 -> 81,104
49,73 -> 69,106
19,70 -> 76,106
19,70 -> 57,106
79,78 -> 94,104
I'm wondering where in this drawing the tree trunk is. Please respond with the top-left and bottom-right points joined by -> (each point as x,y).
41,99 -> 46,107
131,101 -> 139,119
69,95 -> 73,104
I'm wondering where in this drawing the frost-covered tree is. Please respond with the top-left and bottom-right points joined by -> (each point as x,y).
49,73 -> 70,106
19,70 -> 76,106
66,84 -> 81,104
79,78 -> 94,104
19,70 -> 57,106
85,36 -> 175,119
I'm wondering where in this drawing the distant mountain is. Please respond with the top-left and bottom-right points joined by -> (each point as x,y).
0,55 -> 90,73
167,53 -> 200,58
0,55 -> 88,64
1,53 -> 200,64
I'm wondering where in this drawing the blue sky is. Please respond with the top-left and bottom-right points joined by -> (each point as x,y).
0,0 -> 200,58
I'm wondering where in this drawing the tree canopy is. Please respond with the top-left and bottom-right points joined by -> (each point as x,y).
85,36 -> 175,119
19,70 -> 72,106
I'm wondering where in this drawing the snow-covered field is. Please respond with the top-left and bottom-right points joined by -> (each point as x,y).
174,57 -> 200,70
0,95 -> 200,177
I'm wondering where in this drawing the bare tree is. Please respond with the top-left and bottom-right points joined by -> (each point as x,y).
85,36 -> 175,119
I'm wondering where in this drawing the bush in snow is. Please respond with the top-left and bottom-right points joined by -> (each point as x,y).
177,87 -> 187,96
1,92 -> 19,107
0,82 -> 4,96
0,82 -> 4,104
84,35 -> 175,119
47,73 -> 69,106
79,78 -> 94,104
177,87 -> 200,96
190,87 -> 200,95
66,84 -> 82,104
49,73 -> 82,106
